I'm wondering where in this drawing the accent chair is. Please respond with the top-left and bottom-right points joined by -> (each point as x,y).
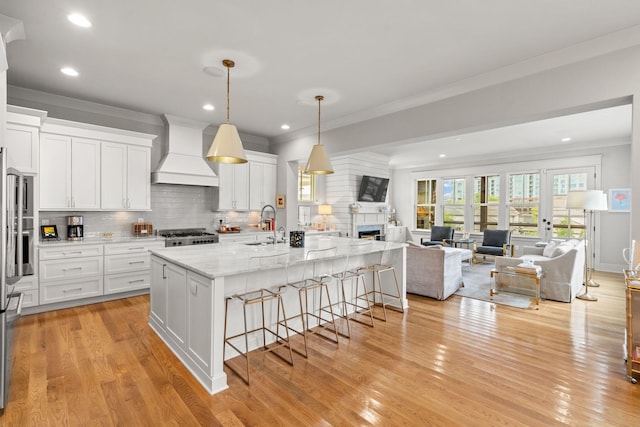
473,229 -> 513,263
420,226 -> 455,247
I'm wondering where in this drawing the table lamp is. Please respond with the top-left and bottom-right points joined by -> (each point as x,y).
318,204 -> 332,231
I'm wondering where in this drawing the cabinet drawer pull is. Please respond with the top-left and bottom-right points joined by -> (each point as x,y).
128,247 -> 145,250
63,288 -> 82,293
62,266 -> 83,272
128,279 -> 145,284
63,251 -> 83,255
128,261 -> 146,265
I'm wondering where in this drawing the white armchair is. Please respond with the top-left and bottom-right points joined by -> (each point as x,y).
494,240 -> 585,302
406,243 -> 463,300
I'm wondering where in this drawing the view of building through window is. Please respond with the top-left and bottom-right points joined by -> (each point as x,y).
508,173 -> 540,235
552,172 -> 588,238
443,178 -> 465,231
473,175 -> 499,232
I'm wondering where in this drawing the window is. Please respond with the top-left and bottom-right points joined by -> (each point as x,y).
443,178 -> 465,231
416,179 -> 436,230
508,173 -> 540,236
551,172 -> 588,238
298,167 -> 315,202
473,175 -> 499,232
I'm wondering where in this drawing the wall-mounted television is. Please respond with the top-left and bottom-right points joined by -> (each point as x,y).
357,175 -> 389,202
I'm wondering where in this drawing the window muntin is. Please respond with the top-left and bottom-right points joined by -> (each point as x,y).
298,167 -> 315,202
473,175 -> 499,232
416,179 -> 436,230
443,178 -> 465,231
508,173 -> 540,236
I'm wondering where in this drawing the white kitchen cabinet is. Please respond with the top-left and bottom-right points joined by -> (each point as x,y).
187,271 -> 212,374
39,134 -> 72,209
39,244 -> 104,304
152,259 -> 188,347
72,138 -> 101,209
215,162 -> 249,210
386,225 -> 406,243
40,117 -> 155,212
101,142 -> 151,210
249,161 -> 277,210
5,106 -> 46,173
104,241 -> 164,294
39,134 -> 101,210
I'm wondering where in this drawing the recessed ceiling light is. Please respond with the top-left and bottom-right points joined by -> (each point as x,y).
60,67 -> 79,77
68,13 -> 92,28
439,154 -> 446,158
561,137 -> 572,142
203,104 -> 214,111
281,124 -> 290,130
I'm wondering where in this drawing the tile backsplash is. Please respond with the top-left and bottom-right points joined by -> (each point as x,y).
39,184 -> 270,238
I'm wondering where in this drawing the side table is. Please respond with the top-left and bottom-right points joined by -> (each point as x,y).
453,239 -> 475,250
490,265 -> 542,309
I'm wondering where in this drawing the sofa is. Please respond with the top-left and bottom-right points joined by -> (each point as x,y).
406,242 -> 464,300
494,239 -> 585,302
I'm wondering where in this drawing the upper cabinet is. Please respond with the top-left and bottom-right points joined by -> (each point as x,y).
249,154 -> 277,210
4,106 -> 47,173
215,162 -> 249,210
210,150 -> 277,211
102,142 -> 151,210
40,118 -> 155,211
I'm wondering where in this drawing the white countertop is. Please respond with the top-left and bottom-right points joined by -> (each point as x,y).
39,236 -> 165,247
150,236 -> 404,279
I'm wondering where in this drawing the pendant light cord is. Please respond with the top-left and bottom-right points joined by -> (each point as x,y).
222,59 -> 235,123
316,95 -> 324,146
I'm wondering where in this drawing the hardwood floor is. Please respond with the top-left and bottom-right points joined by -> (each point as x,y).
3,272 -> 640,426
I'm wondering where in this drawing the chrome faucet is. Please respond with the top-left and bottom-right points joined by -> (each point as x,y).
260,204 -> 277,243
278,226 -> 287,243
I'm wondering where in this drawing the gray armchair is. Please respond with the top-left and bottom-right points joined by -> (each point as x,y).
421,226 -> 454,247
473,229 -> 513,263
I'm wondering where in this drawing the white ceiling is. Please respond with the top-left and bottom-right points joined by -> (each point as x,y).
1,1 -> 639,167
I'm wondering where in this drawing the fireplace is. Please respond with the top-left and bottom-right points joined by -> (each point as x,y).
357,224 -> 384,240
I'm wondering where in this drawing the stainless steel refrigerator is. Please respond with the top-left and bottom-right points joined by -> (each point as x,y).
0,148 -> 24,411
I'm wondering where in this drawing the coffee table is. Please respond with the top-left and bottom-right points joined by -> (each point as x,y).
490,265 -> 542,309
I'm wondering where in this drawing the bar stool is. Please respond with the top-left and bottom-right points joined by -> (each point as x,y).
279,246 -> 339,358
323,239 -> 374,337
359,241 -> 405,322
223,252 -> 294,385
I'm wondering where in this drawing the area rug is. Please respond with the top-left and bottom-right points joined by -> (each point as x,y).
456,262 -> 536,309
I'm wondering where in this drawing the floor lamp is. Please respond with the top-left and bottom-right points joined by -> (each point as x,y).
566,190 -> 608,301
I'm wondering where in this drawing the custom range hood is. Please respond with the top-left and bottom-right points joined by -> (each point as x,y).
151,114 -> 219,186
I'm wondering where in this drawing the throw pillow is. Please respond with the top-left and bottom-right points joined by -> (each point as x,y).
542,241 -> 558,257
551,243 -> 573,258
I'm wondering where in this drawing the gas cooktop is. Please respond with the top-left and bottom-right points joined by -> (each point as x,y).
158,228 -> 219,247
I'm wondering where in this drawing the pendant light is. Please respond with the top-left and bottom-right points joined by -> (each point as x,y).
304,95 -> 334,174
206,59 -> 247,164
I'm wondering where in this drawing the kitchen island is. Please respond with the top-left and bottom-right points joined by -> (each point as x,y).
148,236 -> 407,394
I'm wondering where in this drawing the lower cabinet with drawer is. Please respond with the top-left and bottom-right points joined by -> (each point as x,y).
39,244 -> 104,304
36,240 -> 165,309
13,276 -> 39,308
104,241 -> 164,294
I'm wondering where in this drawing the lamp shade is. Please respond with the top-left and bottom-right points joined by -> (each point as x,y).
304,144 -> 333,174
566,190 -> 607,211
318,204 -> 332,215
206,123 -> 247,164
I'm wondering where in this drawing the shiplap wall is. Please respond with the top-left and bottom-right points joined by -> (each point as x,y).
325,152 -> 389,237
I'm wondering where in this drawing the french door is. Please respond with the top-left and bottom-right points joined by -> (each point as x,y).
544,167 -> 595,241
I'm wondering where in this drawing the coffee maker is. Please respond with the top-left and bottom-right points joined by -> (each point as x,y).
67,215 -> 84,240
